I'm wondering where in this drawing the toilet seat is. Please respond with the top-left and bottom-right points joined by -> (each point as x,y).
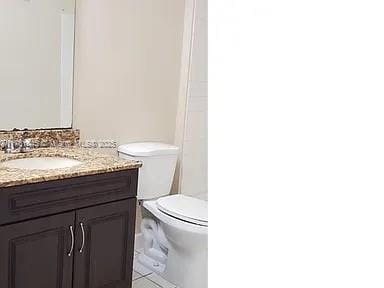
143,200 -> 208,235
156,195 -> 208,227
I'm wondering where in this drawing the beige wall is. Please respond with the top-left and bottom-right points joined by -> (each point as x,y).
73,0 -> 186,233
73,0 -> 185,151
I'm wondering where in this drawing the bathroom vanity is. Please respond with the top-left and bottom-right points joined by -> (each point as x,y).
0,1 -> 142,287
0,148 -> 142,288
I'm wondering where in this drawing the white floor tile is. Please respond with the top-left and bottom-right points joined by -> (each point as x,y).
132,277 -> 160,288
146,273 -> 176,288
132,271 -> 143,281
133,258 -> 153,277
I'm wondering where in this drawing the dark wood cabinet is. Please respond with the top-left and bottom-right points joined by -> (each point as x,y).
0,212 -> 75,288
0,170 -> 138,288
73,199 -> 136,288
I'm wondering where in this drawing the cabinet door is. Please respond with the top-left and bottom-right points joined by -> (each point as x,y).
73,199 -> 136,288
0,212 -> 75,288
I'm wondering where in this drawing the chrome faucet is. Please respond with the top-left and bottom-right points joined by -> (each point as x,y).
1,139 -> 33,154
20,139 -> 33,153
4,140 -> 17,153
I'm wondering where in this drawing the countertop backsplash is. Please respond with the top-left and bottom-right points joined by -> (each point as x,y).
0,129 -> 80,149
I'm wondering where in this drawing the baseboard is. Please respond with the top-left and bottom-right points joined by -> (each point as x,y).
134,233 -> 144,251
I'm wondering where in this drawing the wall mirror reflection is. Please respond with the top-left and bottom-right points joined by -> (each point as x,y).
0,0 -> 75,130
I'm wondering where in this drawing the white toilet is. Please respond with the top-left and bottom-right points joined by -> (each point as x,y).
118,142 -> 208,288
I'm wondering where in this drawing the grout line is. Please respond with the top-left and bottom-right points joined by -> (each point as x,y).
132,269 -> 178,288
132,273 -> 147,282
145,276 -> 166,288
145,273 -> 178,288
133,268 -> 153,278
133,270 -> 153,277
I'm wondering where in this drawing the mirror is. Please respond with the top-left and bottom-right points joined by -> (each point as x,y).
0,0 -> 75,130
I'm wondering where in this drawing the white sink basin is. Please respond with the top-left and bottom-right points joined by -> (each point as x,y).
2,157 -> 82,170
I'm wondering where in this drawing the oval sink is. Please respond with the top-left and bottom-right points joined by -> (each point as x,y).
2,157 -> 82,170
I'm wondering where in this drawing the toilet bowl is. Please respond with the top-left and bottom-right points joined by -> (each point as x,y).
118,142 -> 208,288
143,196 -> 208,288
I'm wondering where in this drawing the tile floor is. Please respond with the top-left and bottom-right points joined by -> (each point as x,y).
132,249 -> 178,288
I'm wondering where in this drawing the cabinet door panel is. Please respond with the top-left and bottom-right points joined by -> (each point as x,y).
73,199 -> 136,288
0,212 -> 75,288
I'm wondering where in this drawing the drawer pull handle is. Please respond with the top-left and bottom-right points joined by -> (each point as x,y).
79,222 -> 85,253
68,226 -> 74,257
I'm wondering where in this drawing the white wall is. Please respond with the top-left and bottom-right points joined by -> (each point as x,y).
179,0 -> 208,199
73,0 -> 185,150
0,0 -> 74,130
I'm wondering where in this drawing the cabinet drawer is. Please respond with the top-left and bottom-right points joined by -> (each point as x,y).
0,169 -> 138,226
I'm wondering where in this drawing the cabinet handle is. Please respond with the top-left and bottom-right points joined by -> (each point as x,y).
79,222 -> 85,253
68,225 -> 74,257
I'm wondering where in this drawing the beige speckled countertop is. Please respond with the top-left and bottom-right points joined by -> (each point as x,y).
0,148 -> 142,188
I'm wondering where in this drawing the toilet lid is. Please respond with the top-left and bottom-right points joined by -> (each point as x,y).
156,195 -> 208,226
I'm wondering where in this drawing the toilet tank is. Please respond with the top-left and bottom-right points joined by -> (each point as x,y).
118,142 -> 179,200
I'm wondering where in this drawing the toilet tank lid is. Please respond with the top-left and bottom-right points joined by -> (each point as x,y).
118,142 -> 179,157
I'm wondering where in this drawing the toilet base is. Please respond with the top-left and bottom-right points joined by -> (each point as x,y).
142,200 -> 208,288
162,244 -> 208,288
138,252 -> 166,274
138,242 -> 208,288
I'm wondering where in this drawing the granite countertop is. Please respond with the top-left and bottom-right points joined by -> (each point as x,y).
0,148 -> 142,188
